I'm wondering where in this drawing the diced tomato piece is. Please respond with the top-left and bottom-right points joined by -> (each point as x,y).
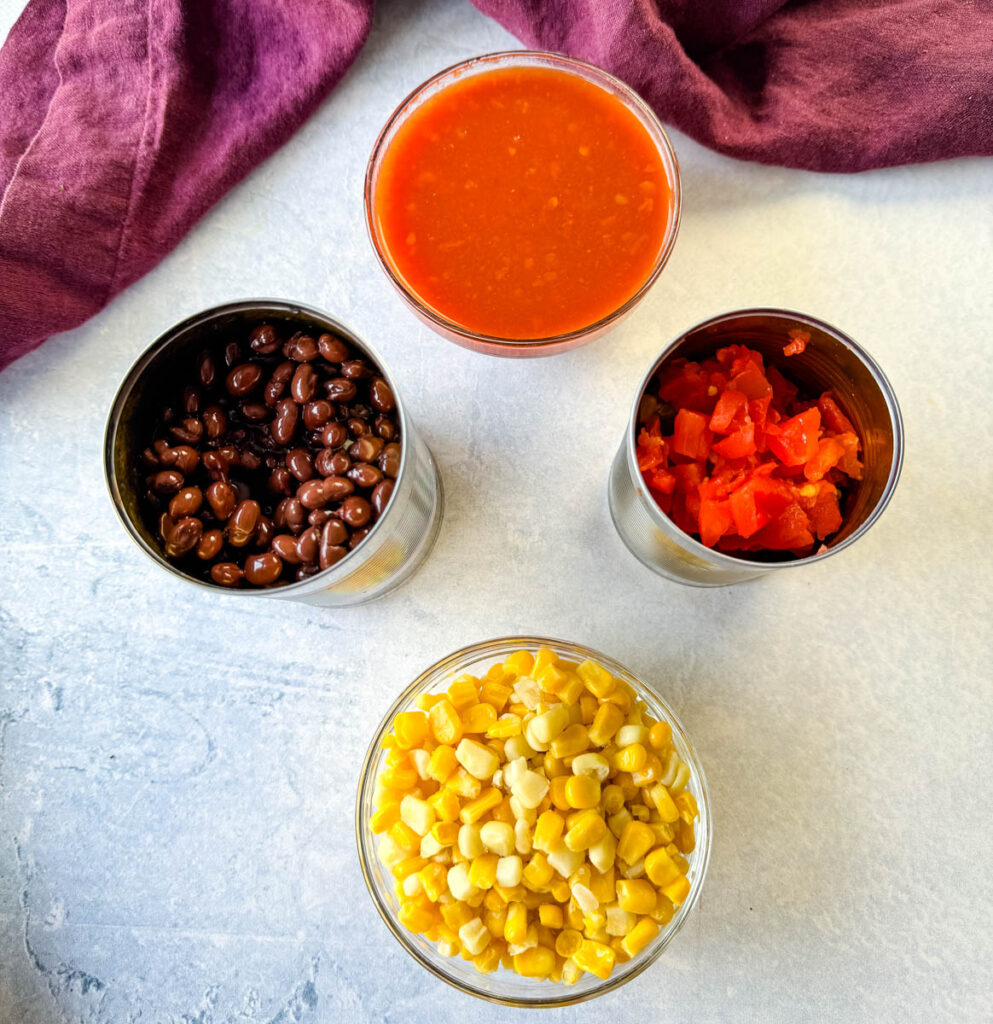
670,462 -> 705,494
728,475 -> 792,538
766,407 -> 821,467
698,497 -> 733,547
712,421 -> 756,460
782,329 -> 809,357
766,365 -> 799,411
647,468 -> 677,494
797,481 -> 843,540
818,392 -> 856,435
729,362 -> 773,401
752,502 -> 814,552
636,430 -> 668,472
659,361 -> 712,413
804,436 -> 845,481
835,431 -> 863,480
716,344 -> 763,373
708,390 -> 748,434
671,409 -> 712,460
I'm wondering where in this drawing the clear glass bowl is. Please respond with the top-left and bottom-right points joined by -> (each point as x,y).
364,52 -> 682,358
354,636 -> 711,1007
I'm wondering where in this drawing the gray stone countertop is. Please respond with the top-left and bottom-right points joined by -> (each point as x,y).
1,1 -> 991,1022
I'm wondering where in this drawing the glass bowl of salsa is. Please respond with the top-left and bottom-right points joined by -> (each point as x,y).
365,51 -> 682,357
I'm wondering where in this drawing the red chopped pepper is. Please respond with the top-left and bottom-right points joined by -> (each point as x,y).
634,343 -> 863,557
782,328 -> 810,357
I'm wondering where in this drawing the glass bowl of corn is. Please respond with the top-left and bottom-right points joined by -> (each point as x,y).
355,636 -> 711,1007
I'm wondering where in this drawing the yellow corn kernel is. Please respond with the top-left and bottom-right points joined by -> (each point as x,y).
589,829 -> 617,874
380,763 -> 418,791
419,862 -> 448,902
400,795 -> 436,837
648,721 -> 672,749
645,783 -> 678,823
550,724 -> 590,759
503,650 -> 535,677
430,820 -> 459,848
370,804 -> 400,834
564,809 -> 606,852
428,787 -> 461,823
529,705 -> 571,745
632,753 -> 663,786
469,854 -> 499,890
441,900 -> 475,931
447,675 -> 480,711
549,776 -> 571,811
392,855 -> 427,882
513,945 -> 555,978
590,867 -> 615,905
614,771 -> 638,799
564,775 -> 601,810
568,862 -> 591,890
460,787 -> 502,825
389,821 -> 421,854
533,810 -> 565,853
621,917 -> 659,959
616,878 -> 657,915
532,647 -> 558,675
605,905 -> 637,937
415,692 -> 444,712
384,746 -> 412,768
555,927 -> 583,957
663,874 -> 690,905
473,942 -> 501,973
535,662 -> 567,695
583,913 -> 608,943
393,711 -> 429,750
486,714 -> 522,739
579,694 -> 599,724
495,883 -> 526,905
603,684 -> 633,713
461,702 -> 497,735
479,680 -> 512,713
617,820 -> 656,865
542,753 -> 569,778
523,851 -> 554,889
675,818 -> 696,854
479,820 -> 516,857
510,769 -> 549,810
458,916 -> 491,956
398,895 -> 437,933
577,660 -> 615,699
429,699 -> 463,745
425,744 -> 455,783
455,738 -> 500,781
495,854 -> 523,888
446,767 -> 482,800
650,897 -> 675,927
504,901 -> 528,944
538,904 -> 563,929
483,888 -> 504,912
489,797 -> 515,825
629,803 -> 650,822
598,784 -> 623,815
572,938 -> 616,980
675,791 -> 699,821
556,673 -> 585,705
613,743 -> 648,773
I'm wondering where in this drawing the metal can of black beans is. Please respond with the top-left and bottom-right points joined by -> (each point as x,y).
105,299 -> 443,605
607,308 -> 904,587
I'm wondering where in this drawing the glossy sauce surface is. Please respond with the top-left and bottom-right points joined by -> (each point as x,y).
374,65 -> 671,340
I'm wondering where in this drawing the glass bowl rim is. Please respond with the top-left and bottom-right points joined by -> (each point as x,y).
623,306 -> 906,571
354,634 -> 712,1008
363,50 -> 683,351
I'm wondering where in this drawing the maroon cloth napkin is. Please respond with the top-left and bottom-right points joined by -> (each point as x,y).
1,0 -> 991,372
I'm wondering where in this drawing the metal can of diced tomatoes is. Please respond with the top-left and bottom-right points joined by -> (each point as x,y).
607,308 -> 904,587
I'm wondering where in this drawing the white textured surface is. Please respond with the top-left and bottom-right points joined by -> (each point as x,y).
1,1 -> 992,1021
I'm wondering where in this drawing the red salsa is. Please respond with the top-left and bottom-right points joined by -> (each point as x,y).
636,333 -> 863,556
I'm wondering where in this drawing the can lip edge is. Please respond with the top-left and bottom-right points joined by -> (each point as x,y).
622,306 -> 905,572
102,297 -> 421,598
